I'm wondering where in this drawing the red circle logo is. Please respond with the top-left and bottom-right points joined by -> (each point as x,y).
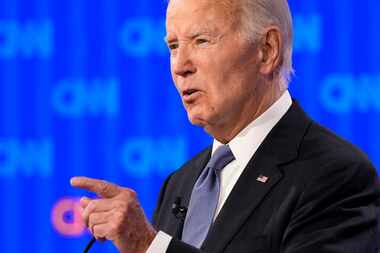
51,197 -> 87,237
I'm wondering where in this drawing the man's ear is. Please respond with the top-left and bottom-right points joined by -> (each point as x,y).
258,27 -> 282,76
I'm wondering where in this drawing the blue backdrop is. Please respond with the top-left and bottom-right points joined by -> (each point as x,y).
0,0 -> 379,252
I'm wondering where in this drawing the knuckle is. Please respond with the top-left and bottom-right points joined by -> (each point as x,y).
115,200 -> 128,212
87,201 -> 96,212
120,188 -> 136,199
88,212 -> 97,223
109,223 -> 119,236
99,182 -> 109,193
127,189 -> 137,198
114,211 -> 125,223
93,226 -> 102,237
81,212 -> 87,222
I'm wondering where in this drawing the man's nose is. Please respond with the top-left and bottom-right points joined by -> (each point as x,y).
172,47 -> 196,77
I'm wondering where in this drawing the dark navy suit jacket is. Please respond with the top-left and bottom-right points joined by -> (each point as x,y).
153,102 -> 380,253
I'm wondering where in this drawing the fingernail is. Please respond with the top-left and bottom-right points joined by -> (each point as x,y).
80,196 -> 90,203
70,177 -> 79,185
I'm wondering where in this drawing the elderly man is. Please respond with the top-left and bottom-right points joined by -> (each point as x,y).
71,0 -> 380,252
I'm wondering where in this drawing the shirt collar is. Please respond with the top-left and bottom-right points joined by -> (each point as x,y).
212,90 -> 292,169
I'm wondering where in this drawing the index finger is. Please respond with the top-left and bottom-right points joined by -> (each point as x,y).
70,176 -> 121,198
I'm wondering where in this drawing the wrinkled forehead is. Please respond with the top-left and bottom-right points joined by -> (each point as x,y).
167,0 -> 240,22
166,0 -> 240,34
166,0 -> 236,11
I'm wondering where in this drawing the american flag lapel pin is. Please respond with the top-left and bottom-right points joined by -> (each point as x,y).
256,175 -> 269,183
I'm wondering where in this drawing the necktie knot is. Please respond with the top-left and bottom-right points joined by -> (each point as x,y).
207,145 -> 235,172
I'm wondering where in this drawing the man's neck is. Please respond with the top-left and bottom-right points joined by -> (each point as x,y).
207,89 -> 286,144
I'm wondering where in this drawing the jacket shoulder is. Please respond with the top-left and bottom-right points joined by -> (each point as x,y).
300,121 -> 375,170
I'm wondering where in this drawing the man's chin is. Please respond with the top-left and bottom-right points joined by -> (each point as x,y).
187,113 -> 208,128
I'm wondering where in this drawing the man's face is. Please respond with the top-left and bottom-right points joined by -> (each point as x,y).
166,0 -> 262,133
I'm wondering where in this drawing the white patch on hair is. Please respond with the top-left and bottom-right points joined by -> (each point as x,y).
237,0 -> 294,89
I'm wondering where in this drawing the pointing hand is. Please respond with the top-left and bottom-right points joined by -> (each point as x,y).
70,176 -> 157,253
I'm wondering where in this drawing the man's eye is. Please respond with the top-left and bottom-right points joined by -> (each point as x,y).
168,43 -> 179,50
195,38 -> 209,45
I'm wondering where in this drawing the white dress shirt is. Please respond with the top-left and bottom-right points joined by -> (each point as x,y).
146,91 -> 292,253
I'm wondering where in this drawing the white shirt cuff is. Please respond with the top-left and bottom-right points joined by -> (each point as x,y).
146,231 -> 172,253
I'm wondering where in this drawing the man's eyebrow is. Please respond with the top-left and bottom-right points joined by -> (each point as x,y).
189,27 -> 219,37
164,26 -> 220,44
163,34 -> 178,44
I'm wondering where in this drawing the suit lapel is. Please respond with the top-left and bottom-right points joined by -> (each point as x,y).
181,147 -> 212,210
201,101 -> 312,253
167,147 -> 212,238
201,149 -> 283,252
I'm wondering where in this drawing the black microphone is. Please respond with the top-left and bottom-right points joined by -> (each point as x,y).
82,237 -> 96,253
172,197 -> 187,239
172,197 -> 187,220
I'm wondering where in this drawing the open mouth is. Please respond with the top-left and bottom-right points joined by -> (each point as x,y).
182,89 -> 201,102
183,89 -> 198,96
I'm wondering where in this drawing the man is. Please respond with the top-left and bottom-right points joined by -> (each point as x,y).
71,0 -> 380,252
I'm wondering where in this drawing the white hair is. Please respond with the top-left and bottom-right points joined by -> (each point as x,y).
237,0 -> 294,89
